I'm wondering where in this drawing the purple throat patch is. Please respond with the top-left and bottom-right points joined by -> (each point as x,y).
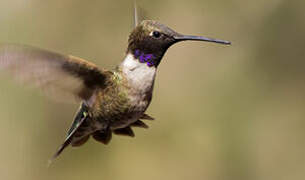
134,50 -> 155,67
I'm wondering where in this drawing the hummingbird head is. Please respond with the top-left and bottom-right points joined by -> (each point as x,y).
127,20 -> 231,67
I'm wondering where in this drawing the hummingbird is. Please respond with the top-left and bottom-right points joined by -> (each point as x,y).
0,19 -> 230,161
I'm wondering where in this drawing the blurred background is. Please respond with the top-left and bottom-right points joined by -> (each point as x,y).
0,0 -> 304,179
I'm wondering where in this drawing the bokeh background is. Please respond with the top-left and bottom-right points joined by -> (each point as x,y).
0,0 -> 304,179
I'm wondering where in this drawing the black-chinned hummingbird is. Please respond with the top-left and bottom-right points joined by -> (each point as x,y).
0,9 -> 230,163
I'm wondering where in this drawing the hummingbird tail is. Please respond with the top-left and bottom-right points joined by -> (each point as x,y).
71,135 -> 90,147
140,114 -> 155,120
92,128 -> 112,145
113,126 -> 135,137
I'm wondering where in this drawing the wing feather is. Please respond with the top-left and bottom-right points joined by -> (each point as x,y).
0,44 -> 109,103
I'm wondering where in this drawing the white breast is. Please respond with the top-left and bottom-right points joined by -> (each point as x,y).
120,53 -> 156,111
121,53 -> 156,94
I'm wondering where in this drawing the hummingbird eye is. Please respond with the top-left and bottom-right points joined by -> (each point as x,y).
152,31 -> 161,38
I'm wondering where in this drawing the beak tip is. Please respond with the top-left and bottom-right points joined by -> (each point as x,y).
224,41 -> 232,45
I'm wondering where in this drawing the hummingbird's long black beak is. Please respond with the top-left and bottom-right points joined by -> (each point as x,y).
174,35 -> 231,45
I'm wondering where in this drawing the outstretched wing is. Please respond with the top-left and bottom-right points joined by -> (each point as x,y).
133,1 -> 147,27
49,103 -> 90,164
0,44 -> 109,103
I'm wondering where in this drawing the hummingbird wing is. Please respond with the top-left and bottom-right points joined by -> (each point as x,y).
133,1 -> 147,27
49,114 -> 88,164
0,44 -> 109,103
134,1 -> 139,27
50,103 -> 90,162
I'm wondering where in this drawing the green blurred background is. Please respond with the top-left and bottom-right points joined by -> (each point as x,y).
0,0 -> 304,179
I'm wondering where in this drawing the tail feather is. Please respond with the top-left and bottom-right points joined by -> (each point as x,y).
130,120 -> 149,128
49,111 -> 156,165
71,135 -> 90,147
140,114 -> 154,120
92,129 -> 112,145
113,126 -> 135,137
